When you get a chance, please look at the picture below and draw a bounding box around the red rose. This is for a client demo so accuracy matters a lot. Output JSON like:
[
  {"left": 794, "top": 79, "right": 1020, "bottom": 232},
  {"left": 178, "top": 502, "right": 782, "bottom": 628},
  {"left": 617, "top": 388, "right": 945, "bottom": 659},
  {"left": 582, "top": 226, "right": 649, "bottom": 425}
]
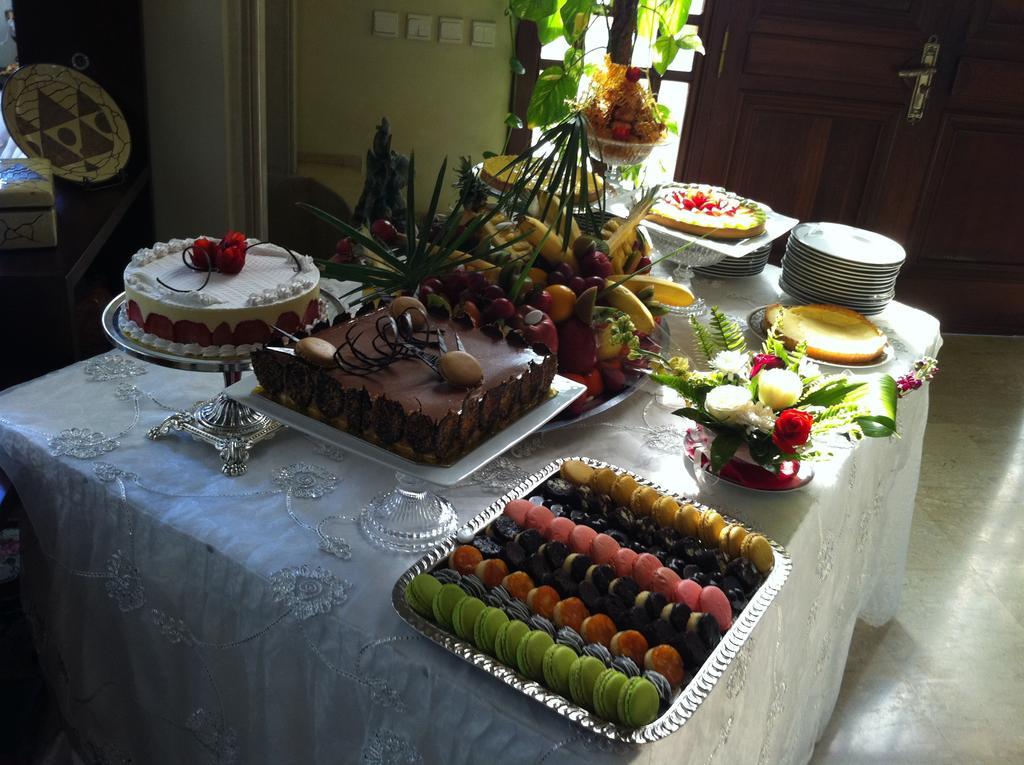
[
  {"left": 750, "top": 353, "right": 784, "bottom": 377},
  {"left": 772, "top": 409, "right": 814, "bottom": 453},
  {"left": 191, "top": 237, "right": 217, "bottom": 270}
]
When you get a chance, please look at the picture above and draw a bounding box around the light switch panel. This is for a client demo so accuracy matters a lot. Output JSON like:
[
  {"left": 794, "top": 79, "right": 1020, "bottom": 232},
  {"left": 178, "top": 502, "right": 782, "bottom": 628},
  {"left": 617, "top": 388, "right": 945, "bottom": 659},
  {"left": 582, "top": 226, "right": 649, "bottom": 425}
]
[
  {"left": 407, "top": 13, "right": 432, "bottom": 41},
  {"left": 471, "top": 20, "right": 496, "bottom": 48},
  {"left": 439, "top": 16, "right": 463, "bottom": 44},
  {"left": 372, "top": 10, "right": 398, "bottom": 37}
]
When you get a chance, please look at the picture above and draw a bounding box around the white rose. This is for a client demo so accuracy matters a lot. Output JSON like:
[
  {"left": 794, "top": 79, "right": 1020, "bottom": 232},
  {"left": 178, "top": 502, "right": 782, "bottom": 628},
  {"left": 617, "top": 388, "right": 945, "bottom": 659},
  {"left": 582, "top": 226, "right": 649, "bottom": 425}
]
[
  {"left": 705, "top": 385, "right": 753, "bottom": 423},
  {"left": 757, "top": 368, "right": 803, "bottom": 410},
  {"left": 709, "top": 350, "right": 749, "bottom": 379}
]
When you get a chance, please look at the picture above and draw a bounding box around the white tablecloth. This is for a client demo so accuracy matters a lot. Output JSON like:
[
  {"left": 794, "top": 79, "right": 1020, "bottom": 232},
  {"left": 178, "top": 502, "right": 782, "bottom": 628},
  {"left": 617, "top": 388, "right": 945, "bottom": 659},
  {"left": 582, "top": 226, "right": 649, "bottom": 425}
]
[{"left": 0, "top": 267, "right": 941, "bottom": 765}]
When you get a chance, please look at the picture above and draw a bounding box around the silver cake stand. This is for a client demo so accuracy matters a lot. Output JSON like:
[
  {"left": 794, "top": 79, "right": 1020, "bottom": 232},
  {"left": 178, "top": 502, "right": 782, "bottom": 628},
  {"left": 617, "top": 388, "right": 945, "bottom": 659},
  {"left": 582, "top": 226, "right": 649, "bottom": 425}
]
[{"left": 101, "top": 292, "right": 297, "bottom": 477}]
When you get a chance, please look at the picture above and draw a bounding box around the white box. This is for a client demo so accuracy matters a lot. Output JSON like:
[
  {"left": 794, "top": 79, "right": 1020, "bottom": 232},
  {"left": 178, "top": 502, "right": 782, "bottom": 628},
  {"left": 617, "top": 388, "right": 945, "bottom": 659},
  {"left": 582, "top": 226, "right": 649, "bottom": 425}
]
[{"left": 0, "top": 158, "right": 57, "bottom": 250}]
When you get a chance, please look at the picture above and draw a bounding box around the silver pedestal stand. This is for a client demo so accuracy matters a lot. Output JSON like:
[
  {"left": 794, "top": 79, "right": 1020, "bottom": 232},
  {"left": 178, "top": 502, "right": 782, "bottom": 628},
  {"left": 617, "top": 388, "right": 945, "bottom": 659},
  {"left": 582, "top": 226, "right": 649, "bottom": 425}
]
[{"left": 101, "top": 293, "right": 283, "bottom": 477}]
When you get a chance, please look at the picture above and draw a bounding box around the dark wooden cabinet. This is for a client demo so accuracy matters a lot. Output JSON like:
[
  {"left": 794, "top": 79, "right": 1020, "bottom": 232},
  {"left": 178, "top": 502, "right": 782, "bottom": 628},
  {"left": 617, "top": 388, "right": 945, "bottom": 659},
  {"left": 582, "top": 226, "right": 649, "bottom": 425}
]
[
  {"left": 684, "top": 0, "right": 1024, "bottom": 333},
  {"left": 1, "top": 1, "right": 154, "bottom": 388}
]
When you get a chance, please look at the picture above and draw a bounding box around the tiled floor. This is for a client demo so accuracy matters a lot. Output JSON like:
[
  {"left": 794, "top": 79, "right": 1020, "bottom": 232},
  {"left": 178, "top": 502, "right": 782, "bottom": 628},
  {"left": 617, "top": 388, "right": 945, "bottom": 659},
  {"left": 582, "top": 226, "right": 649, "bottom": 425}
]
[{"left": 810, "top": 334, "right": 1024, "bottom": 765}]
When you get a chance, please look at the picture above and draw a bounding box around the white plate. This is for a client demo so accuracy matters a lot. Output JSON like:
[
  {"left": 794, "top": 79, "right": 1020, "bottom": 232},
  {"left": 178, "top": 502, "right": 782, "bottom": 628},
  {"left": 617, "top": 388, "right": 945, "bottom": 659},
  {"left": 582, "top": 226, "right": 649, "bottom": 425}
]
[
  {"left": 778, "top": 278, "right": 890, "bottom": 315},
  {"left": 791, "top": 222, "right": 906, "bottom": 266},
  {"left": 782, "top": 260, "right": 900, "bottom": 289},
  {"left": 746, "top": 305, "right": 895, "bottom": 369},
  {"left": 780, "top": 267, "right": 895, "bottom": 301},
  {"left": 783, "top": 247, "right": 903, "bottom": 280},
  {"left": 782, "top": 240, "right": 905, "bottom": 274},
  {"left": 225, "top": 374, "right": 587, "bottom": 486}
]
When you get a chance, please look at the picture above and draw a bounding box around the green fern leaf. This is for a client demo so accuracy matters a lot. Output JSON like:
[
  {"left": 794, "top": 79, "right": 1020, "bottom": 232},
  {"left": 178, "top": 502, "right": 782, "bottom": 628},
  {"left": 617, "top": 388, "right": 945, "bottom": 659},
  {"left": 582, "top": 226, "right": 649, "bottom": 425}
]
[
  {"left": 708, "top": 306, "right": 747, "bottom": 354},
  {"left": 787, "top": 340, "right": 808, "bottom": 371},
  {"left": 689, "top": 316, "right": 719, "bottom": 362}
]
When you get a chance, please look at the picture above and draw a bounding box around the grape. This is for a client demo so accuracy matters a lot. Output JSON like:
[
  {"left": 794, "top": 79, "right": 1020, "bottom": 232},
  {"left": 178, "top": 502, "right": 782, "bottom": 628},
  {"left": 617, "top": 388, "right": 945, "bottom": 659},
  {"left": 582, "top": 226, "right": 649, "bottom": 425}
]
[
  {"left": 422, "top": 277, "right": 444, "bottom": 293},
  {"left": 583, "top": 276, "right": 606, "bottom": 292},
  {"left": 487, "top": 297, "right": 516, "bottom": 321},
  {"left": 370, "top": 219, "right": 398, "bottom": 244},
  {"left": 568, "top": 276, "right": 587, "bottom": 296},
  {"left": 547, "top": 271, "right": 568, "bottom": 286},
  {"left": 482, "top": 284, "right": 506, "bottom": 301}
]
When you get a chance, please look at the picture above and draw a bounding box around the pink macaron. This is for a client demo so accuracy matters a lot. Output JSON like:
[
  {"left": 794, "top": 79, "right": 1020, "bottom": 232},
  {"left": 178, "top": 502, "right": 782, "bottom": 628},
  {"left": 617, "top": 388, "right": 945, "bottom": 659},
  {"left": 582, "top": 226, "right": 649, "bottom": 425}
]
[
  {"left": 525, "top": 504, "right": 555, "bottom": 533},
  {"left": 569, "top": 524, "right": 598, "bottom": 555},
  {"left": 589, "top": 533, "right": 621, "bottom": 565},
  {"left": 673, "top": 578, "right": 702, "bottom": 611},
  {"left": 546, "top": 516, "right": 576, "bottom": 545},
  {"left": 651, "top": 566, "right": 682, "bottom": 598},
  {"left": 612, "top": 547, "right": 639, "bottom": 578},
  {"left": 632, "top": 552, "right": 662, "bottom": 590},
  {"left": 699, "top": 585, "right": 733, "bottom": 631},
  {"left": 504, "top": 498, "right": 533, "bottom": 526}
]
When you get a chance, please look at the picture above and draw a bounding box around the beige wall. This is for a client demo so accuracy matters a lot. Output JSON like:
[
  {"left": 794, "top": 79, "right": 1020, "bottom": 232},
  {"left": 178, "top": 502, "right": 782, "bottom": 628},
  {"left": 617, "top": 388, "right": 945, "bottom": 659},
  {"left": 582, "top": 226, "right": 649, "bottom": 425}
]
[{"left": 295, "top": 0, "right": 512, "bottom": 211}]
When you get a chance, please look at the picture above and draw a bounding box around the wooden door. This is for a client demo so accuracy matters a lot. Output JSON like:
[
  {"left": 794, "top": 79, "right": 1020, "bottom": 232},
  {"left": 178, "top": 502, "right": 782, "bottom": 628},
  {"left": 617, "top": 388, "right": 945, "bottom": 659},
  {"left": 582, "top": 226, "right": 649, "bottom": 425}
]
[{"left": 683, "top": 0, "right": 1024, "bottom": 333}]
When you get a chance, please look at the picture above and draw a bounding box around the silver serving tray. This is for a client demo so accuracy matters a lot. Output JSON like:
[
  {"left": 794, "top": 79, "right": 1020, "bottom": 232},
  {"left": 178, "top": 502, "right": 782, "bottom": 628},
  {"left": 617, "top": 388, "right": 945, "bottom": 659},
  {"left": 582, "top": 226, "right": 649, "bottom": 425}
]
[
  {"left": 391, "top": 456, "right": 792, "bottom": 743},
  {"left": 225, "top": 375, "right": 586, "bottom": 486}
]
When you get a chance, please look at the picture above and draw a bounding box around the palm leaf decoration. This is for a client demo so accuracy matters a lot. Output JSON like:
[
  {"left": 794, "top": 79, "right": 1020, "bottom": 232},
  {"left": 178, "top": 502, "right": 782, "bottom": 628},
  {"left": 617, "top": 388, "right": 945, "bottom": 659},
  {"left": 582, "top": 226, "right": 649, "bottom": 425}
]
[{"left": 302, "top": 154, "right": 528, "bottom": 305}]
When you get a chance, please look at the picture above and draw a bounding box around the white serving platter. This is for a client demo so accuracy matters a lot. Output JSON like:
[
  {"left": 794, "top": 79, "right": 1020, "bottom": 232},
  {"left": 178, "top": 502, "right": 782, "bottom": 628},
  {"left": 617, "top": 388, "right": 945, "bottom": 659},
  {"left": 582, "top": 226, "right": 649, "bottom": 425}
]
[{"left": 225, "top": 373, "right": 586, "bottom": 486}]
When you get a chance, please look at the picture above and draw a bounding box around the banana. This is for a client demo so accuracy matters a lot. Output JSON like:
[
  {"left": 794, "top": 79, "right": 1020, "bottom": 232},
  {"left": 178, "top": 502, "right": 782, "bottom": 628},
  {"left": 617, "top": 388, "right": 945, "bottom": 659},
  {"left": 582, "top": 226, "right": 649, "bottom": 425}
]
[
  {"left": 533, "top": 192, "right": 582, "bottom": 246},
  {"left": 518, "top": 215, "right": 580, "bottom": 272},
  {"left": 603, "top": 279, "right": 656, "bottom": 334},
  {"left": 619, "top": 274, "right": 695, "bottom": 307}
]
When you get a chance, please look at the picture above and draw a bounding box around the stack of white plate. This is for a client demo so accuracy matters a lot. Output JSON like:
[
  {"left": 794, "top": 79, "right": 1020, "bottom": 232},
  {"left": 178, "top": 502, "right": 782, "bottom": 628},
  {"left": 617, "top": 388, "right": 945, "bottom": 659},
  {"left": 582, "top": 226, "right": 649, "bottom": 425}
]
[
  {"left": 693, "top": 243, "right": 771, "bottom": 278},
  {"left": 780, "top": 222, "right": 906, "bottom": 315}
]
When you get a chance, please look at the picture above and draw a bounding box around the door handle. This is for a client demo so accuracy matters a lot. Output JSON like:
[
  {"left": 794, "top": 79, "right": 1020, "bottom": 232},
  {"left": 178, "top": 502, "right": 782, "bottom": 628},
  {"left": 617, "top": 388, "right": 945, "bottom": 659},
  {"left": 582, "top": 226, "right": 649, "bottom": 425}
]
[
  {"left": 898, "top": 66, "right": 937, "bottom": 79},
  {"left": 900, "top": 36, "right": 940, "bottom": 124}
]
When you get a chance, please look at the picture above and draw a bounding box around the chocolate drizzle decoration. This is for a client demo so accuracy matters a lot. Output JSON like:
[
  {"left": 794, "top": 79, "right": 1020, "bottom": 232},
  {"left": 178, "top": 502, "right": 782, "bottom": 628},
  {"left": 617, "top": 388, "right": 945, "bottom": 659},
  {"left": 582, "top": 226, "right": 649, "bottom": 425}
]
[{"left": 330, "top": 300, "right": 483, "bottom": 388}]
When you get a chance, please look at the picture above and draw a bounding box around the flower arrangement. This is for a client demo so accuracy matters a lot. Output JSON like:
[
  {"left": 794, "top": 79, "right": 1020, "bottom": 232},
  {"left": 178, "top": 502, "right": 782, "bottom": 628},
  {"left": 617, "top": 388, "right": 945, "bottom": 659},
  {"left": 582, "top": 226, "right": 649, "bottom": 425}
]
[{"left": 648, "top": 307, "right": 902, "bottom": 480}]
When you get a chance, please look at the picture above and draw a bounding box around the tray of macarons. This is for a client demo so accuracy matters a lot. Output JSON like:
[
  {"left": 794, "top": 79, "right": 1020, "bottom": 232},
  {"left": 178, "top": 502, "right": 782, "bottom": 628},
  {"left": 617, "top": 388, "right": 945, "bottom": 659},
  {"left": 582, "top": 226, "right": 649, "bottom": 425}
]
[{"left": 393, "top": 457, "right": 791, "bottom": 743}]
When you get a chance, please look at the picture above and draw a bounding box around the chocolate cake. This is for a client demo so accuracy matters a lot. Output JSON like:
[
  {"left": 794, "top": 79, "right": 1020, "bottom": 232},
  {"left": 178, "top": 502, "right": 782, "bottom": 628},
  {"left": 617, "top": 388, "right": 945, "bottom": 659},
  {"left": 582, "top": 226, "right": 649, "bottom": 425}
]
[{"left": 250, "top": 308, "right": 557, "bottom": 464}]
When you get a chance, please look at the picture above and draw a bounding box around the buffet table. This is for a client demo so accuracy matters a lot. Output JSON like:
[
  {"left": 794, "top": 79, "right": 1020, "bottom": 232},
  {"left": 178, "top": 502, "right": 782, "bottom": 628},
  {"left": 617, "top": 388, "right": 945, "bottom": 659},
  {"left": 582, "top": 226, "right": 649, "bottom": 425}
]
[{"left": 0, "top": 266, "right": 941, "bottom": 765}]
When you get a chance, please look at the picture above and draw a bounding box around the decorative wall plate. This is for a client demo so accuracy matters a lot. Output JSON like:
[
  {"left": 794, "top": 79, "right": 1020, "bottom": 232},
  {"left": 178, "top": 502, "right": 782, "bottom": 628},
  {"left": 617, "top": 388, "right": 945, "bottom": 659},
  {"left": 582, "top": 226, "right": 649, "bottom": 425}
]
[{"left": 2, "top": 64, "right": 131, "bottom": 184}]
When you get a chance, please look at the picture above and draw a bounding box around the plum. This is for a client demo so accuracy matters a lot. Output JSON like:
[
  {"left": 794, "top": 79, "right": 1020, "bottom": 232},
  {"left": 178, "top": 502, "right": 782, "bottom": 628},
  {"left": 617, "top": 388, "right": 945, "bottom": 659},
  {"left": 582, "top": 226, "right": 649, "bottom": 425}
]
[{"left": 580, "top": 250, "right": 613, "bottom": 279}]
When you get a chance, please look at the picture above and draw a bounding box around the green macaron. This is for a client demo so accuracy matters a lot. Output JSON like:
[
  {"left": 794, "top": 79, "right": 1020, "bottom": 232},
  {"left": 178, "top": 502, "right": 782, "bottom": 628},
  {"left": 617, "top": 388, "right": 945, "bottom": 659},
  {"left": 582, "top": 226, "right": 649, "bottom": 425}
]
[
  {"left": 593, "top": 668, "right": 628, "bottom": 724},
  {"left": 568, "top": 655, "right": 606, "bottom": 709},
  {"left": 431, "top": 583, "right": 466, "bottom": 630},
  {"left": 451, "top": 596, "right": 487, "bottom": 641},
  {"left": 473, "top": 606, "right": 509, "bottom": 655},
  {"left": 617, "top": 676, "right": 660, "bottom": 728},
  {"left": 494, "top": 619, "right": 530, "bottom": 667},
  {"left": 516, "top": 629, "right": 554, "bottom": 681},
  {"left": 405, "top": 573, "right": 441, "bottom": 618},
  {"left": 541, "top": 644, "right": 577, "bottom": 697}
]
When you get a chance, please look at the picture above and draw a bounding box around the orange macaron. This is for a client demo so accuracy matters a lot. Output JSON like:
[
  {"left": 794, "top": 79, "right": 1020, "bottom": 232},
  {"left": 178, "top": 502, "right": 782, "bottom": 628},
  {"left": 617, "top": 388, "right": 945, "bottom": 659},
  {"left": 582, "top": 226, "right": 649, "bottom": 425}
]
[
  {"left": 580, "top": 613, "right": 617, "bottom": 648},
  {"left": 449, "top": 545, "right": 483, "bottom": 575},
  {"left": 644, "top": 644, "right": 685, "bottom": 688},
  {"left": 474, "top": 558, "right": 509, "bottom": 588},
  {"left": 610, "top": 629, "right": 649, "bottom": 667},
  {"left": 552, "top": 596, "right": 590, "bottom": 632},
  {"left": 502, "top": 571, "right": 535, "bottom": 602},
  {"left": 526, "top": 585, "right": 560, "bottom": 619}
]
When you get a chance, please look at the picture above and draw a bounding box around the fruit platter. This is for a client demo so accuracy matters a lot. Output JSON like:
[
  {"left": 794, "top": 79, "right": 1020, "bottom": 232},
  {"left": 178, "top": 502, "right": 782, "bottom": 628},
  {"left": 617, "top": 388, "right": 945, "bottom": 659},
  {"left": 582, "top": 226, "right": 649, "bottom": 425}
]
[
  {"left": 312, "top": 133, "right": 698, "bottom": 427},
  {"left": 394, "top": 457, "right": 791, "bottom": 743}
]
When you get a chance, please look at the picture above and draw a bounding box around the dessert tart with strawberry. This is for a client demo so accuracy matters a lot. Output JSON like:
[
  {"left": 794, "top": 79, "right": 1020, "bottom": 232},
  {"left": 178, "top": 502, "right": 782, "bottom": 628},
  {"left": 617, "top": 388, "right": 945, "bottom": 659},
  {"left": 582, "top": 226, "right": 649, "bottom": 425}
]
[
  {"left": 122, "top": 233, "right": 321, "bottom": 357},
  {"left": 583, "top": 57, "right": 667, "bottom": 164},
  {"left": 647, "top": 184, "right": 767, "bottom": 240}
]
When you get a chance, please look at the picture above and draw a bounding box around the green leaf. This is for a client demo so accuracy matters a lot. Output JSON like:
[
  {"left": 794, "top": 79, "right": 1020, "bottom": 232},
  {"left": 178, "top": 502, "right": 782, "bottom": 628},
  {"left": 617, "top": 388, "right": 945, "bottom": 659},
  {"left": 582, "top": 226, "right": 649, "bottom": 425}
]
[
  {"left": 798, "top": 378, "right": 867, "bottom": 408},
  {"left": 653, "top": 35, "right": 681, "bottom": 76},
  {"left": 689, "top": 314, "right": 719, "bottom": 362},
  {"left": 526, "top": 65, "right": 579, "bottom": 128},
  {"left": 637, "top": 4, "right": 658, "bottom": 39},
  {"left": 709, "top": 430, "right": 743, "bottom": 473},
  {"left": 510, "top": 0, "right": 558, "bottom": 22},
  {"left": 560, "top": 0, "right": 591, "bottom": 42},
  {"left": 482, "top": 150, "right": 497, "bottom": 159},
  {"left": 504, "top": 112, "right": 524, "bottom": 129},
  {"left": 537, "top": 8, "right": 565, "bottom": 44},
  {"left": 510, "top": 57, "right": 526, "bottom": 75},
  {"left": 655, "top": 103, "right": 678, "bottom": 135},
  {"left": 846, "top": 374, "right": 898, "bottom": 438},
  {"left": 678, "top": 26, "right": 705, "bottom": 54},
  {"left": 708, "top": 306, "right": 747, "bottom": 354},
  {"left": 663, "top": 0, "right": 694, "bottom": 36},
  {"left": 673, "top": 406, "right": 715, "bottom": 426}
]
